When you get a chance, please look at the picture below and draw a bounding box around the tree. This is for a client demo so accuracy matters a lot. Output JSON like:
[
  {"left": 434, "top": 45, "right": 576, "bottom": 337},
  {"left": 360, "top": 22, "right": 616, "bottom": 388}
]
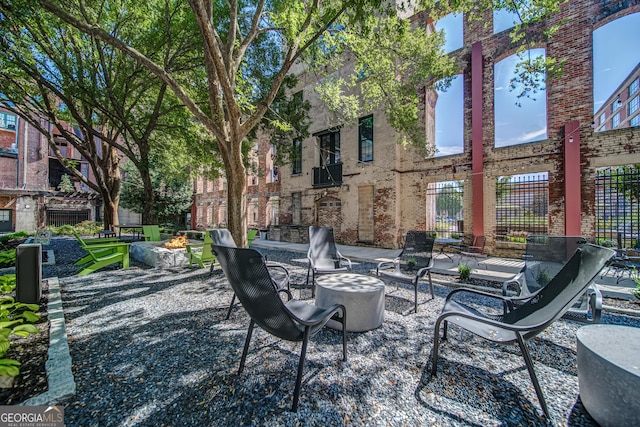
[
  {"left": 435, "top": 183, "right": 462, "bottom": 217},
  {"left": 119, "top": 157, "right": 193, "bottom": 226},
  {"left": 0, "top": 0, "right": 211, "bottom": 228},
  {"left": 37, "top": 0, "right": 565, "bottom": 246}
]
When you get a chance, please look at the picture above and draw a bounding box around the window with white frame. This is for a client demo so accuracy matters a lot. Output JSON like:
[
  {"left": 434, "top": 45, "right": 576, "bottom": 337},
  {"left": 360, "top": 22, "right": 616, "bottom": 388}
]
[
  {"left": 0, "top": 112, "right": 17, "bottom": 130},
  {"left": 630, "top": 78, "right": 639, "bottom": 97},
  {"left": 612, "top": 111, "right": 621, "bottom": 128},
  {"left": 599, "top": 112, "right": 606, "bottom": 126},
  {"left": 629, "top": 95, "right": 639, "bottom": 116},
  {"left": 632, "top": 114, "right": 640, "bottom": 127}
]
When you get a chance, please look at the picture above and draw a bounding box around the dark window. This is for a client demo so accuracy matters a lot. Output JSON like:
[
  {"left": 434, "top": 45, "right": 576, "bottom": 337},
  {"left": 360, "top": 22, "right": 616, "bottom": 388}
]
[
  {"left": 318, "top": 129, "right": 340, "bottom": 166},
  {"left": 292, "top": 139, "right": 302, "bottom": 175},
  {"left": 358, "top": 115, "right": 373, "bottom": 162}
]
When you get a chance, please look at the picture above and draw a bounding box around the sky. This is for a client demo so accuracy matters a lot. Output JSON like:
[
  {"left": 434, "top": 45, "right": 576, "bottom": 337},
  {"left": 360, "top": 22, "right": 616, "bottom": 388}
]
[{"left": 433, "top": 10, "right": 640, "bottom": 156}]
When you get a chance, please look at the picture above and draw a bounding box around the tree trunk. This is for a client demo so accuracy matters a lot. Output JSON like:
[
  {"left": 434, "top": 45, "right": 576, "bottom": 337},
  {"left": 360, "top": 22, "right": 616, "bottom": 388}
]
[
  {"left": 225, "top": 149, "right": 248, "bottom": 248},
  {"left": 102, "top": 198, "right": 119, "bottom": 230},
  {"left": 140, "top": 168, "right": 157, "bottom": 225}
]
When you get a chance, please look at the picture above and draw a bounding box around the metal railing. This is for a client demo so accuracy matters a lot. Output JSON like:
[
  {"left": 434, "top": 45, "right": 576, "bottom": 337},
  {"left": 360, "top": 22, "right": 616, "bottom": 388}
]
[
  {"left": 312, "top": 163, "right": 342, "bottom": 188},
  {"left": 495, "top": 173, "right": 549, "bottom": 240},
  {"left": 596, "top": 166, "right": 640, "bottom": 248},
  {"left": 426, "top": 181, "right": 464, "bottom": 239},
  {"left": 46, "top": 210, "right": 91, "bottom": 227}
]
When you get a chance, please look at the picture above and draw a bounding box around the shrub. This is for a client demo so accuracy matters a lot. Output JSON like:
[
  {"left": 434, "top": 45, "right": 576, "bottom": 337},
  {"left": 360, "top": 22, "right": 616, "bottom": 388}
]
[
  {"left": 632, "top": 268, "right": 640, "bottom": 300},
  {"left": 458, "top": 264, "right": 471, "bottom": 281},
  {"left": 451, "top": 233, "right": 460, "bottom": 239},
  {"left": 74, "top": 221, "right": 103, "bottom": 235},
  {"left": 536, "top": 268, "right": 552, "bottom": 287}
]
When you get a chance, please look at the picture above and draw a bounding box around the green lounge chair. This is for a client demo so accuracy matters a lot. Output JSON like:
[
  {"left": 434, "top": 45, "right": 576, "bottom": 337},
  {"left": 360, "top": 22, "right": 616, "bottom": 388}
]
[
  {"left": 186, "top": 230, "right": 216, "bottom": 270},
  {"left": 73, "top": 230, "right": 123, "bottom": 265},
  {"left": 76, "top": 240, "right": 130, "bottom": 276},
  {"left": 142, "top": 225, "right": 162, "bottom": 242},
  {"left": 247, "top": 229, "right": 258, "bottom": 247}
]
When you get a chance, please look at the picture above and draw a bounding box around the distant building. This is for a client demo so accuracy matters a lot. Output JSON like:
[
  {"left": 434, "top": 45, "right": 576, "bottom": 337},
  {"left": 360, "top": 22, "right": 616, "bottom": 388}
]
[
  {"left": 0, "top": 108, "right": 99, "bottom": 232},
  {"left": 594, "top": 62, "right": 640, "bottom": 132}
]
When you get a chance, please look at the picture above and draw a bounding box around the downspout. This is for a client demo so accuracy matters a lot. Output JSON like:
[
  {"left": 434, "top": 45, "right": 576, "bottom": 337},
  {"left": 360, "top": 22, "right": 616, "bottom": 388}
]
[
  {"left": 22, "top": 117, "right": 28, "bottom": 189},
  {"left": 14, "top": 116, "right": 20, "bottom": 188}
]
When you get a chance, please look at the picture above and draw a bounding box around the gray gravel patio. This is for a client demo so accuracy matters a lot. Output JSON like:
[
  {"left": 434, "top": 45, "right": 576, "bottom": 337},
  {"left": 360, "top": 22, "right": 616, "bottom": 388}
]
[{"left": 49, "top": 238, "right": 640, "bottom": 426}]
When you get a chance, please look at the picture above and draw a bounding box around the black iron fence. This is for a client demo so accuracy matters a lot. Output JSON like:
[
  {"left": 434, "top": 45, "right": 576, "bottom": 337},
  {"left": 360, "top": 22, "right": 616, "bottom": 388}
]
[
  {"left": 495, "top": 173, "right": 549, "bottom": 240},
  {"left": 47, "top": 209, "right": 91, "bottom": 227},
  {"left": 427, "top": 181, "right": 464, "bottom": 238},
  {"left": 596, "top": 166, "right": 640, "bottom": 248}
]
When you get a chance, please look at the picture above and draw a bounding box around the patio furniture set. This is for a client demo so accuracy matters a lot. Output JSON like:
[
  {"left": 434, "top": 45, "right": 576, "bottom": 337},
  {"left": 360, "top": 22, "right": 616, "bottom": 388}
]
[{"left": 73, "top": 224, "right": 636, "bottom": 421}]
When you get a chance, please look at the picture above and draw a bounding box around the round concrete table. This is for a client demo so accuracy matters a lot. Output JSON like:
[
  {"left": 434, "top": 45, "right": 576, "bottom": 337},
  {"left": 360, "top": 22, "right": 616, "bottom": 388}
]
[
  {"left": 577, "top": 324, "right": 640, "bottom": 427},
  {"left": 315, "top": 273, "right": 385, "bottom": 332}
]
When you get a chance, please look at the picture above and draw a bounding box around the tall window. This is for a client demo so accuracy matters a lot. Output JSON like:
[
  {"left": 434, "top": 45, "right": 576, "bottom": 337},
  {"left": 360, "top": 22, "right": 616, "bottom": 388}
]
[
  {"left": 358, "top": 115, "right": 373, "bottom": 162},
  {"left": 494, "top": 49, "right": 548, "bottom": 147},
  {"left": 435, "top": 13, "right": 463, "bottom": 53},
  {"left": 318, "top": 130, "right": 340, "bottom": 165},
  {"left": 435, "top": 74, "right": 464, "bottom": 156},
  {"left": 593, "top": 12, "right": 640, "bottom": 130},
  {"left": 292, "top": 140, "right": 302, "bottom": 174},
  {"left": 629, "top": 95, "right": 639, "bottom": 116}
]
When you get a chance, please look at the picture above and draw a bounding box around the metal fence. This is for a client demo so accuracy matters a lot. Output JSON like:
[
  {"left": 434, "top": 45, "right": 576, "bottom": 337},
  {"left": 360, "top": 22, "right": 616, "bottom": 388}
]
[
  {"left": 426, "top": 181, "right": 464, "bottom": 238},
  {"left": 595, "top": 166, "right": 640, "bottom": 248},
  {"left": 46, "top": 209, "right": 91, "bottom": 227},
  {"left": 495, "top": 173, "right": 549, "bottom": 240}
]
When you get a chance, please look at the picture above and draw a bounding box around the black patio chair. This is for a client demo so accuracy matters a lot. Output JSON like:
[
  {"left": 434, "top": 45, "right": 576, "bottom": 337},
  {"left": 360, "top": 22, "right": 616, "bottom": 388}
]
[
  {"left": 431, "top": 244, "right": 614, "bottom": 417},
  {"left": 212, "top": 245, "right": 347, "bottom": 412},
  {"left": 210, "top": 228, "right": 290, "bottom": 319},
  {"left": 306, "top": 226, "right": 352, "bottom": 297},
  {"left": 502, "top": 235, "right": 603, "bottom": 323},
  {"left": 376, "top": 231, "right": 435, "bottom": 313}
]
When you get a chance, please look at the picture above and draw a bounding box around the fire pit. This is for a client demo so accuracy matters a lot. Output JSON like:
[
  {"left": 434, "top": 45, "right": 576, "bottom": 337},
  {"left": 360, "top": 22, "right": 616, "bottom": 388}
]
[
  {"left": 165, "top": 235, "right": 189, "bottom": 249},
  {"left": 130, "top": 238, "right": 192, "bottom": 268}
]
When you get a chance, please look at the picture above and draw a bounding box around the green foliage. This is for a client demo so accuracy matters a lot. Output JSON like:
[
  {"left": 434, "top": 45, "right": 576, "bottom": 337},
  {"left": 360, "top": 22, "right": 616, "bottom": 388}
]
[
  {"left": 0, "top": 296, "right": 40, "bottom": 377},
  {"left": 632, "top": 268, "right": 640, "bottom": 300},
  {"left": 0, "top": 251, "right": 16, "bottom": 269},
  {"left": 120, "top": 160, "right": 193, "bottom": 224},
  {"left": 0, "top": 232, "right": 29, "bottom": 245},
  {"left": 428, "top": 231, "right": 437, "bottom": 239},
  {"left": 0, "top": 275, "right": 16, "bottom": 294},
  {"left": 596, "top": 238, "right": 616, "bottom": 248},
  {"left": 451, "top": 233, "right": 460, "bottom": 239},
  {"left": 57, "top": 174, "right": 75, "bottom": 192},
  {"left": 536, "top": 268, "right": 552, "bottom": 287},
  {"left": 74, "top": 221, "right": 103, "bottom": 235},
  {"left": 458, "top": 264, "right": 472, "bottom": 281},
  {"left": 436, "top": 183, "right": 463, "bottom": 217}
]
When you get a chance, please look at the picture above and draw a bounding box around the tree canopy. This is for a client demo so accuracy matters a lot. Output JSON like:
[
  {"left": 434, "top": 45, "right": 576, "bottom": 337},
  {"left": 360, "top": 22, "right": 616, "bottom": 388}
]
[{"left": 28, "top": 0, "right": 564, "bottom": 245}]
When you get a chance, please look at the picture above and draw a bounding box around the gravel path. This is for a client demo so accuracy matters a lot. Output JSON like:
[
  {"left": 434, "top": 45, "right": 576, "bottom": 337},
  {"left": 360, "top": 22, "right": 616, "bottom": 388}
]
[{"left": 45, "top": 238, "right": 640, "bottom": 426}]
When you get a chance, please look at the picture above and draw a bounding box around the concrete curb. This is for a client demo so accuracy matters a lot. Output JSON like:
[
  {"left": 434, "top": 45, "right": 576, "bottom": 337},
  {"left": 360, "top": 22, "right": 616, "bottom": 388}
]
[{"left": 18, "top": 277, "right": 75, "bottom": 406}]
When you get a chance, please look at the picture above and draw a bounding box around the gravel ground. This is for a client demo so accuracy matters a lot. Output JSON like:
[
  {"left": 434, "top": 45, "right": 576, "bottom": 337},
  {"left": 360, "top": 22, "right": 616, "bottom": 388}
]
[{"left": 43, "top": 238, "right": 640, "bottom": 426}]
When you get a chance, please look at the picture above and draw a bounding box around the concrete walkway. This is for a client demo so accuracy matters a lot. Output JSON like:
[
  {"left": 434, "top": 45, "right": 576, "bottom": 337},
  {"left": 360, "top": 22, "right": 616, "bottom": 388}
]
[{"left": 251, "top": 238, "right": 638, "bottom": 300}]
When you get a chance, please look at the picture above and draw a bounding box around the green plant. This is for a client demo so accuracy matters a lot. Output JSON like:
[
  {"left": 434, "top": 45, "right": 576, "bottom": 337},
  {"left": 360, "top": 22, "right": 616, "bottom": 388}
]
[
  {"left": 458, "top": 264, "right": 471, "bottom": 281},
  {"left": 0, "top": 250, "right": 16, "bottom": 268},
  {"left": 632, "top": 268, "right": 640, "bottom": 300},
  {"left": 0, "top": 275, "right": 16, "bottom": 294},
  {"left": 405, "top": 257, "right": 417, "bottom": 269},
  {"left": 451, "top": 233, "right": 460, "bottom": 239},
  {"left": 74, "top": 220, "right": 103, "bottom": 235},
  {"left": 0, "top": 296, "right": 40, "bottom": 377},
  {"left": 596, "top": 238, "right": 616, "bottom": 248},
  {"left": 54, "top": 225, "right": 76, "bottom": 236},
  {"left": 428, "top": 231, "right": 437, "bottom": 239},
  {"left": 536, "top": 267, "right": 552, "bottom": 287}
]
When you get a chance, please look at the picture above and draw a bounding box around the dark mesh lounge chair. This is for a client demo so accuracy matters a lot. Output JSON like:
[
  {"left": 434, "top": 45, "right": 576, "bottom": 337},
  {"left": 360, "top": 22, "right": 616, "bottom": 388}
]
[
  {"left": 431, "top": 244, "right": 614, "bottom": 417},
  {"left": 306, "top": 226, "right": 352, "bottom": 296},
  {"left": 210, "top": 228, "right": 290, "bottom": 319},
  {"left": 212, "top": 245, "right": 347, "bottom": 412},
  {"left": 502, "top": 235, "right": 602, "bottom": 323},
  {"left": 455, "top": 235, "right": 487, "bottom": 268},
  {"left": 376, "top": 231, "right": 435, "bottom": 313}
]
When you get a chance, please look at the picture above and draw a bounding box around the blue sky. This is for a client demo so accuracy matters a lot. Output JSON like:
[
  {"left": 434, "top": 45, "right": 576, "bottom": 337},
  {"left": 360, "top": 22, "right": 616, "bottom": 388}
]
[{"left": 433, "top": 10, "right": 640, "bottom": 156}]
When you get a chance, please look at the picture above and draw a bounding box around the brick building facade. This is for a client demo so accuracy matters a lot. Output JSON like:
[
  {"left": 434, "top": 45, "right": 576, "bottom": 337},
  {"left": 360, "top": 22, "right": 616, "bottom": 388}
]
[
  {"left": 191, "top": 1, "right": 640, "bottom": 253},
  {"left": 0, "top": 108, "right": 100, "bottom": 232}
]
